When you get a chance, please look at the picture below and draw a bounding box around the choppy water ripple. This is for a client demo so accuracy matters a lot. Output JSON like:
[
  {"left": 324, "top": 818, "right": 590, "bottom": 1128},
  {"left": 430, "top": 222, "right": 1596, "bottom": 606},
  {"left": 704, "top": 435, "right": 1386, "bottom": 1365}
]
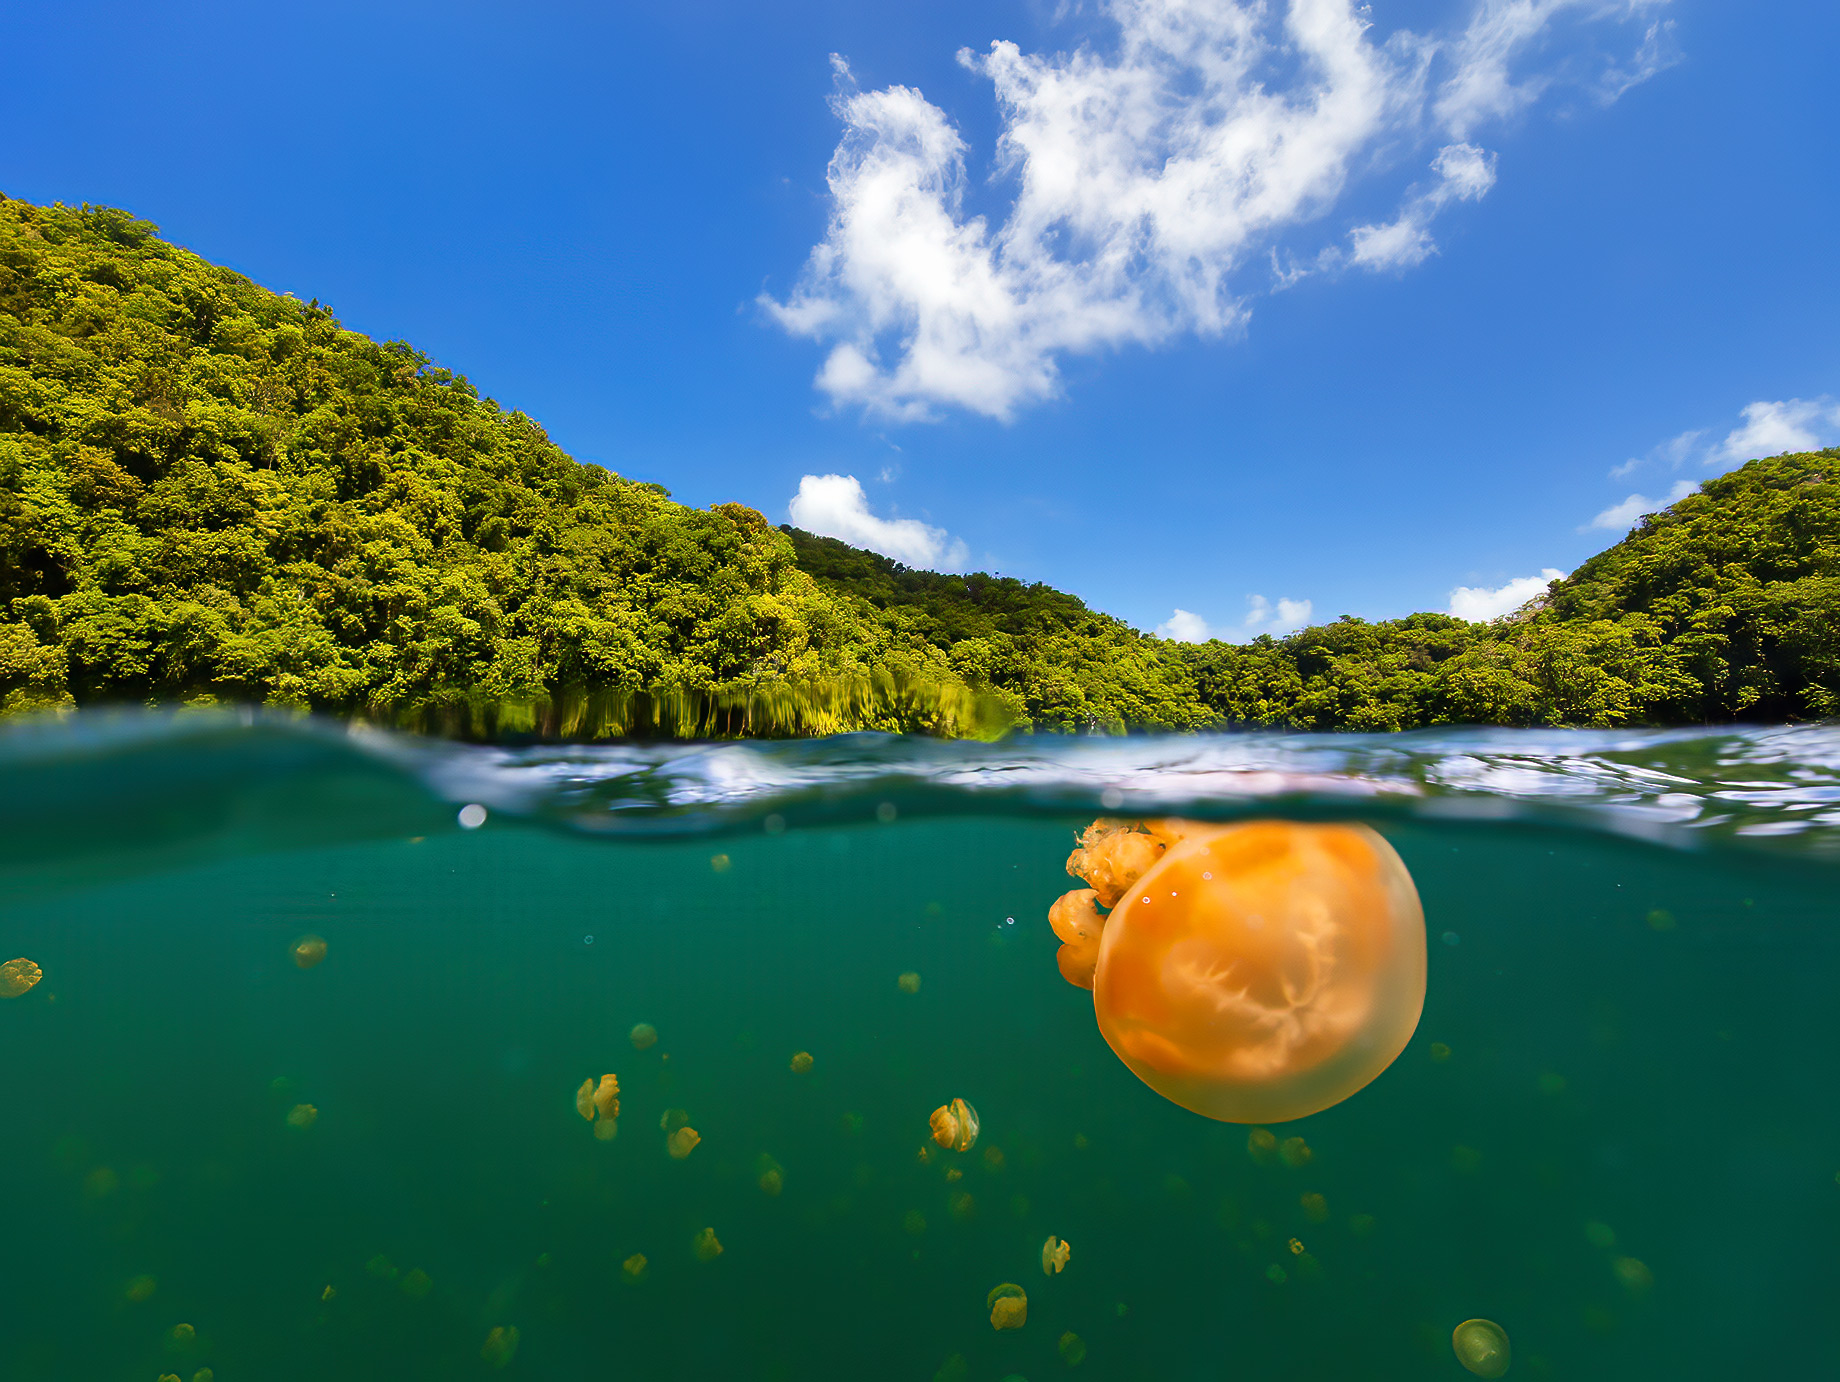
[{"left": 4, "top": 712, "right": 1839, "bottom": 856}]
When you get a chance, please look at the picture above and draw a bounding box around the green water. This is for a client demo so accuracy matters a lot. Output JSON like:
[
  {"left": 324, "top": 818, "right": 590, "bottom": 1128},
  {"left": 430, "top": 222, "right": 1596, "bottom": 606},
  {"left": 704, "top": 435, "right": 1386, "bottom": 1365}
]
[{"left": 3, "top": 720, "right": 1839, "bottom": 1380}]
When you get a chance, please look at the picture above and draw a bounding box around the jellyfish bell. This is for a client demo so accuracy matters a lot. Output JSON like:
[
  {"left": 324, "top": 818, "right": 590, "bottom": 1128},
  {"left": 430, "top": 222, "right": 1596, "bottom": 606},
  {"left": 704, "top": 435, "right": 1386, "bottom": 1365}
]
[
  {"left": 987, "top": 1282, "right": 1027, "bottom": 1330},
  {"left": 929, "top": 1099, "right": 979, "bottom": 1152},
  {"left": 1041, "top": 1236, "right": 1071, "bottom": 1274},
  {"left": 1, "top": 957, "right": 44, "bottom": 997},
  {"left": 667, "top": 1126, "right": 701, "bottom": 1159},
  {"left": 1452, "top": 1319, "right": 1511, "bottom": 1377},
  {"left": 1053, "top": 819, "right": 1426, "bottom": 1124}
]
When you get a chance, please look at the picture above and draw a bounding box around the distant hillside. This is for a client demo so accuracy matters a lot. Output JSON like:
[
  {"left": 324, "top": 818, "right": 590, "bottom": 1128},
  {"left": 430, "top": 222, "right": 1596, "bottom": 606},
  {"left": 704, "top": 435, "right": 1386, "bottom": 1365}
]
[{"left": 1, "top": 193, "right": 1834, "bottom": 735}]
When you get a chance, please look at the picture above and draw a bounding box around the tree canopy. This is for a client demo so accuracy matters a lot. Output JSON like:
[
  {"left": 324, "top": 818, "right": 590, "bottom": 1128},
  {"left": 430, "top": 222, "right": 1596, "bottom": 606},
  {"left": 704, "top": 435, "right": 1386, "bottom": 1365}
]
[{"left": 2, "top": 193, "right": 1835, "bottom": 736}]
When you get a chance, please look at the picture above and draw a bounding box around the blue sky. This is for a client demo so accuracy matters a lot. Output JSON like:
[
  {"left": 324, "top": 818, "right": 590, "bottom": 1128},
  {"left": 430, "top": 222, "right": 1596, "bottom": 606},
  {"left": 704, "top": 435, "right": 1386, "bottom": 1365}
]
[{"left": 6, "top": 1, "right": 1837, "bottom": 636}]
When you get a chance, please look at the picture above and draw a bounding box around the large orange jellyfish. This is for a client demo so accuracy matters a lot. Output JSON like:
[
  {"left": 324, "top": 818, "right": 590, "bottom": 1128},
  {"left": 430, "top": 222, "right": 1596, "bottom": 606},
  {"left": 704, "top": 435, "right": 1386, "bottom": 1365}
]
[{"left": 1047, "top": 819, "right": 1425, "bottom": 1123}]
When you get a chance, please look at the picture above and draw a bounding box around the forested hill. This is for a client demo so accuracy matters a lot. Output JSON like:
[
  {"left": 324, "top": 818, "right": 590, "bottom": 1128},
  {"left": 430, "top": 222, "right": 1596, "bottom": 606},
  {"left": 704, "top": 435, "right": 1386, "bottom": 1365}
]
[{"left": 1, "top": 193, "right": 1835, "bottom": 735}]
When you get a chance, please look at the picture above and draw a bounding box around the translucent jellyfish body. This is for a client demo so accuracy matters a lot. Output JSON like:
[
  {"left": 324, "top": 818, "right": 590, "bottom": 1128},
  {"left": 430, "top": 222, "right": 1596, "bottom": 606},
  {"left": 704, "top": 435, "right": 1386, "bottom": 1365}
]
[
  {"left": 481, "top": 1325, "right": 520, "bottom": 1368},
  {"left": 693, "top": 1227, "right": 723, "bottom": 1262},
  {"left": 289, "top": 936, "right": 327, "bottom": 970},
  {"left": 1049, "top": 820, "right": 1426, "bottom": 1124},
  {"left": 577, "top": 1074, "right": 620, "bottom": 1138},
  {"left": 1041, "top": 1236, "right": 1071, "bottom": 1274},
  {"left": 987, "top": 1283, "right": 1027, "bottom": 1330},
  {"left": 0, "top": 957, "right": 43, "bottom": 997},
  {"left": 1452, "top": 1319, "right": 1511, "bottom": 1377},
  {"left": 929, "top": 1099, "right": 979, "bottom": 1152}
]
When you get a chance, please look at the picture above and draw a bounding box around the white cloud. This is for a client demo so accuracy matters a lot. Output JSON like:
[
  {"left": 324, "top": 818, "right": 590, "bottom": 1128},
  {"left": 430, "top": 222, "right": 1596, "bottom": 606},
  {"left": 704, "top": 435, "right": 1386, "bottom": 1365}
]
[
  {"left": 1348, "top": 142, "right": 1497, "bottom": 271},
  {"left": 767, "top": 0, "right": 1672, "bottom": 420},
  {"left": 787, "top": 473, "right": 968, "bottom": 569},
  {"left": 1448, "top": 568, "right": 1565, "bottom": 622},
  {"left": 1712, "top": 397, "right": 1840, "bottom": 465},
  {"left": 1606, "top": 396, "right": 1839, "bottom": 494},
  {"left": 1157, "top": 593, "right": 1314, "bottom": 643},
  {"left": 1585, "top": 478, "right": 1696, "bottom": 531}
]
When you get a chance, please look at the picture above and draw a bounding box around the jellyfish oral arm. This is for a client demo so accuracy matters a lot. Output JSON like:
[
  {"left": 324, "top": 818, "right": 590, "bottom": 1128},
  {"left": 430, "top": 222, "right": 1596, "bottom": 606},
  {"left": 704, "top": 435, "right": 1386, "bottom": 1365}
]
[{"left": 1048, "top": 889, "right": 1107, "bottom": 989}]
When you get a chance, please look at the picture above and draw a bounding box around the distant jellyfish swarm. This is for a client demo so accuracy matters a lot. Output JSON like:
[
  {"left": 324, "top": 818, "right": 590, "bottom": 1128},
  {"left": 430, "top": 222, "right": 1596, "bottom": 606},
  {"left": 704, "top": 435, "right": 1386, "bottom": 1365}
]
[
  {"left": 1047, "top": 819, "right": 1426, "bottom": 1124},
  {"left": 929, "top": 1099, "right": 979, "bottom": 1152}
]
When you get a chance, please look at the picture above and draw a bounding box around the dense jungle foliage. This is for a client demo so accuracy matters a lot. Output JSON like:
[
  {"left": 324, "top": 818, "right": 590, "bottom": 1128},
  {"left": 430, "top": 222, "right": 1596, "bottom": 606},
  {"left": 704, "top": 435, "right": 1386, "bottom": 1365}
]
[{"left": 2, "top": 194, "right": 1836, "bottom": 736}]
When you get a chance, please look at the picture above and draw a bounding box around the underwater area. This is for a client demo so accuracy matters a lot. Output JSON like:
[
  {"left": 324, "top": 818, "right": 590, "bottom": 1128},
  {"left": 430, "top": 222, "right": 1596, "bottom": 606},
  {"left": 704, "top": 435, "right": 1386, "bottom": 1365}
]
[{"left": 3, "top": 715, "right": 1838, "bottom": 1381}]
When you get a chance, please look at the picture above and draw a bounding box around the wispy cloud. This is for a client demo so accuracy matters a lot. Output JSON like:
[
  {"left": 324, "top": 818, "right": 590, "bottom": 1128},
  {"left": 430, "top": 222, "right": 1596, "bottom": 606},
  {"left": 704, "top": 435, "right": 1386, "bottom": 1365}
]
[
  {"left": 1601, "top": 394, "right": 1839, "bottom": 517},
  {"left": 766, "top": 0, "right": 1673, "bottom": 420},
  {"left": 1157, "top": 594, "right": 1314, "bottom": 643},
  {"left": 787, "top": 473, "right": 968, "bottom": 569},
  {"left": 1448, "top": 568, "right": 1565, "bottom": 621},
  {"left": 1585, "top": 478, "right": 1696, "bottom": 532},
  {"left": 1712, "top": 397, "right": 1840, "bottom": 465}
]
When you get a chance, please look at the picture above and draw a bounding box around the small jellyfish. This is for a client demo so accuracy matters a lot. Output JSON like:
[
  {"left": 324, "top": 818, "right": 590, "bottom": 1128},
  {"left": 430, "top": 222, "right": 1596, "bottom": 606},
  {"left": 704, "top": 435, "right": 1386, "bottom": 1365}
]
[
  {"left": 169, "top": 1323, "right": 196, "bottom": 1346},
  {"left": 1264, "top": 1264, "right": 1288, "bottom": 1285},
  {"left": 903, "top": 1209, "right": 926, "bottom": 1235},
  {"left": 1300, "top": 1192, "right": 1329, "bottom": 1222},
  {"left": 1048, "top": 820, "right": 1426, "bottom": 1123},
  {"left": 948, "top": 1190, "right": 975, "bottom": 1221},
  {"left": 1612, "top": 1256, "right": 1653, "bottom": 1293},
  {"left": 401, "top": 1268, "right": 433, "bottom": 1299},
  {"left": 126, "top": 1274, "right": 158, "bottom": 1302},
  {"left": 711, "top": 853, "right": 732, "bottom": 872},
  {"left": 1059, "top": 1331, "right": 1088, "bottom": 1366},
  {"left": 1278, "top": 1137, "right": 1312, "bottom": 1168},
  {"left": 982, "top": 1146, "right": 1005, "bottom": 1172},
  {"left": 1041, "top": 1236, "right": 1071, "bottom": 1274},
  {"left": 593, "top": 1074, "right": 620, "bottom": 1121},
  {"left": 289, "top": 936, "right": 327, "bottom": 970},
  {"left": 693, "top": 1227, "right": 723, "bottom": 1261},
  {"left": 159, "top": 1375, "right": 181, "bottom": 1382},
  {"left": 987, "top": 1282, "right": 1028, "bottom": 1330},
  {"left": 1430, "top": 1042, "right": 1452, "bottom": 1062},
  {"left": 576, "top": 1079, "right": 596, "bottom": 1121},
  {"left": 1, "top": 957, "right": 44, "bottom": 997},
  {"left": 898, "top": 971, "right": 922, "bottom": 993},
  {"left": 1452, "top": 1319, "right": 1510, "bottom": 1376},
  {"left": 1288, "top": 1237, "right": 1305, "bottom": 1255},
  {"left": 366, "top": 1255, "right": 398, "bottom": 1281},
  {"left": 193, "top": 1371, "right": 214, "bottom": 1382},
  {"left": 630, "top": 1023, "right": 659, "bottom": 1050},
  {"left": 481, "top": 1325, "right": 520, "bottom": 1368},
  {"left": 286, "top": 1104, "right": 318, "bottom": 1130},
  {"left": 622, "top": 1253, "right": 649, "bottom": 1284},
  {"left": 667, "top": 1126, "right": 702, "bottom": 1159},
  {"left": 1246, "top": 1128, "right": 1277, "bottom": 1165},
  {"left": 757, "top": 1155, "right": 785, "bottom": 1196},
  {"left": 1350, "top": 1213, "right": 1376, "bottom": 1236},
  {"left": 321, "top": 1285, "right": 336, "bottom": 1301},
  {"left": 790, "top": 1051, "right": 814, "bottom": 1074},
  {"left": 929, "top": 1098, "right": 979, "bottom": 1152},
  {"left": 944, "top": 1167, "right": 963, "bottom": 1183}
]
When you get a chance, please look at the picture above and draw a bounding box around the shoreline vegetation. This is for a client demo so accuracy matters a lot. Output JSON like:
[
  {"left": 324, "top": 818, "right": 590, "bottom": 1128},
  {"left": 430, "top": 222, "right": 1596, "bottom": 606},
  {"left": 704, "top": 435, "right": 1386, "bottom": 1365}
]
[{"left": 3, "top": 195, "right": 1837, "bottom": 738}]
